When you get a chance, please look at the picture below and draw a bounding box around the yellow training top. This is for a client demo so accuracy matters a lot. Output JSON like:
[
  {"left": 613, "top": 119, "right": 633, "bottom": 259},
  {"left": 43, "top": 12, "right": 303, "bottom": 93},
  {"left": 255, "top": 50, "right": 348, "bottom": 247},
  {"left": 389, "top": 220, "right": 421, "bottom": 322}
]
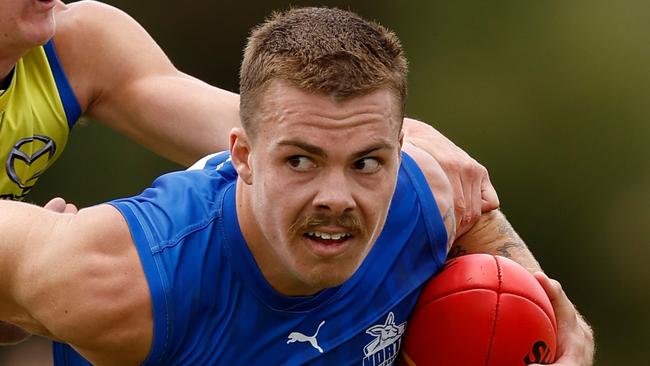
[{"left": 0, "top": 40, "right": 81, "bottom": 200}]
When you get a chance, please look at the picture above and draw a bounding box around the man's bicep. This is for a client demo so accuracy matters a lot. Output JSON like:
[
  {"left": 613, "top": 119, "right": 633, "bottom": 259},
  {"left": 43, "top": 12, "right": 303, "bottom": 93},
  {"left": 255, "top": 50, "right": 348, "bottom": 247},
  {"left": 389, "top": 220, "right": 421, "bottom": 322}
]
[
  {"left": 65, "top": 2, "right": 240, "bottom": 165},
  {"left": 402, "top": 142, "right": 457, "bottom": 246},
  {"left": 17, "top": 205, "right": 153, "bottom": 365}
]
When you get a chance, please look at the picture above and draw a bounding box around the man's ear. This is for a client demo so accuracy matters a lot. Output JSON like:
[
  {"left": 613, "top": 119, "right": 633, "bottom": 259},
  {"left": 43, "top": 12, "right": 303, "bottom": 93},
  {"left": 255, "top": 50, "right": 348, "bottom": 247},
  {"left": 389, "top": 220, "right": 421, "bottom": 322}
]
[{"left": 230, "top": 128, "right": 253, "bottom": 185}]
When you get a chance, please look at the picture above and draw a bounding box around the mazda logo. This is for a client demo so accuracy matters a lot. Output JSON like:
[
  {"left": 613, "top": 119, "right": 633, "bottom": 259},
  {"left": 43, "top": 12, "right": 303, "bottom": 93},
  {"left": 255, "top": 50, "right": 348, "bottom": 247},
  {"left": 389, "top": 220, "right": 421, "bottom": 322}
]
[{"left": 5, "top": 135, "right": 57, "bottom": 190}]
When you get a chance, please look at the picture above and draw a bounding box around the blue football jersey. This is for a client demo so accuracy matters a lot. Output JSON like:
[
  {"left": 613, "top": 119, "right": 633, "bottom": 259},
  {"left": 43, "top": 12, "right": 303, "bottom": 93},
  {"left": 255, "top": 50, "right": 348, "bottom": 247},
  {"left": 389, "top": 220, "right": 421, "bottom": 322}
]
[{"left": 53, "top": 151, "right": 448, "bottom": 366}]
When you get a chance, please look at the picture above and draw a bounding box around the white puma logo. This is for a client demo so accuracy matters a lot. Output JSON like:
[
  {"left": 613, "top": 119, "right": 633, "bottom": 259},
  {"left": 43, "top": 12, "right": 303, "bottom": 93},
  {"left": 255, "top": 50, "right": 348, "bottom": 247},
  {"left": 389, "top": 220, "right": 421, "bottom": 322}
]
[{"left": 287, "top": 320, "right": 326, "bottom": 353}]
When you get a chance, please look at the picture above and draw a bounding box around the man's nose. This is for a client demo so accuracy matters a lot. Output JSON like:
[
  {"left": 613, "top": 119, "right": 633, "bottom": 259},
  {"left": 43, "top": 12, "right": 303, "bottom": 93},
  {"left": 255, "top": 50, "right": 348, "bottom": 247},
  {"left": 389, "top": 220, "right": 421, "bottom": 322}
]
[{"left": 312, "top": 170, "right": 356, "bottom": 215}]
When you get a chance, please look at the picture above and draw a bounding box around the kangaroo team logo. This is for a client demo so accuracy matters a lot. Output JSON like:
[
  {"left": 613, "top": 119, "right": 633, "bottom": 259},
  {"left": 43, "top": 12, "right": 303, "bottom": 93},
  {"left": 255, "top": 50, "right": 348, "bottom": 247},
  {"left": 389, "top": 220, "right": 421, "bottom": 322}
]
[
  {"left": 287, "top": 320, "right": 326, "bottom": 354},
  {"left": 362, "top": 312, "right": 406, "bottom": 366},
  {"left": 5, "top": 135, "right": 56, "bottom": 191}
]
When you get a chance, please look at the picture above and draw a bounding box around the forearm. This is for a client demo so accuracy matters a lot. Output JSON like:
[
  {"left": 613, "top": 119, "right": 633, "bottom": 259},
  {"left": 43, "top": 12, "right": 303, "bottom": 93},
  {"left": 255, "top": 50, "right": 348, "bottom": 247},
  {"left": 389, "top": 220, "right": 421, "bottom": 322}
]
[
  {"left": 449, "top": 209, "right": 542, "bottom": 272},
  {"left": 91, "top": 74, "right": 240, "bottom": 166}
]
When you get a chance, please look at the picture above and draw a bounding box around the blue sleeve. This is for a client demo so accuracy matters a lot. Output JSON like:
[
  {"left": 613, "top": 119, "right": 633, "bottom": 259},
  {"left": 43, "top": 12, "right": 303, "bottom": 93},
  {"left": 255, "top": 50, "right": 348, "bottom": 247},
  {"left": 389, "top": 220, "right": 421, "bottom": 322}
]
[
  {"left": 51, "top": 171, "right": 209, "bottom": 366},
  {"left": 109, "top": 170, "right": 230, "bottom": 365},
  {"left": 113, "top": 156, "right": 237, "bottom": 365},
  {"left": 51, "top": 153, "right": 234, "bottom": 366}
]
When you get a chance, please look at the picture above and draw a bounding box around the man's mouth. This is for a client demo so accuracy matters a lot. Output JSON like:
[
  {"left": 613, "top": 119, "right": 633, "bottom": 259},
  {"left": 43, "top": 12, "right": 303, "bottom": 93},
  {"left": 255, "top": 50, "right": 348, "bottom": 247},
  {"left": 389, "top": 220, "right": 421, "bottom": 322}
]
[
  {"left": 302, "top": 230, "right": 355, "bottom": 257},
  {"left": 305, "top": 231, "right": 353, "bottom": 243}
]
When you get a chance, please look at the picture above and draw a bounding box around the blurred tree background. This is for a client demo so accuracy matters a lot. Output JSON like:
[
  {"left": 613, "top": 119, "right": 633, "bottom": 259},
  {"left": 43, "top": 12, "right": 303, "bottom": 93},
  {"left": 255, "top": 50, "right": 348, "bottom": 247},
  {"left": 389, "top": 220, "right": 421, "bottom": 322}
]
[{"left": 24, "top": 0, "right": 649, "bottom": 364}]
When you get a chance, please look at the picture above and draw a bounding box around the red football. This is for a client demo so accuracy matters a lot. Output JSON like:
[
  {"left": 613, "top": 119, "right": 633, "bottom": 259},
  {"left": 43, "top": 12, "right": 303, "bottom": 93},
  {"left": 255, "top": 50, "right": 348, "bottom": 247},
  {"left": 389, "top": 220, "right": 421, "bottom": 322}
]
[{"left": 400, "top": 254, "right": 557, "bottom": 366}]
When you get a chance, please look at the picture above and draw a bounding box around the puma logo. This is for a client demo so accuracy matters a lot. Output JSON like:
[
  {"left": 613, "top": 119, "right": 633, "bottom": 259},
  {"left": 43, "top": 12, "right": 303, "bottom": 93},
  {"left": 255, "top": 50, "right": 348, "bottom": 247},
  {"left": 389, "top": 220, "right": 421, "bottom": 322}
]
[{"left": 287, "top": 320, "right": 326, "bottom": 353}]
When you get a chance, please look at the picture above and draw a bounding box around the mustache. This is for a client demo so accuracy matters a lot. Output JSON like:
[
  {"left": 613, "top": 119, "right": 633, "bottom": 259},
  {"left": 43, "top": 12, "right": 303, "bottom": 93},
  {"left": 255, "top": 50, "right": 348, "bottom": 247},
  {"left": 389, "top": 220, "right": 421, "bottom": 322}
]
[{"left": 288, "top": 213, "right": 363, "bottom": 238}]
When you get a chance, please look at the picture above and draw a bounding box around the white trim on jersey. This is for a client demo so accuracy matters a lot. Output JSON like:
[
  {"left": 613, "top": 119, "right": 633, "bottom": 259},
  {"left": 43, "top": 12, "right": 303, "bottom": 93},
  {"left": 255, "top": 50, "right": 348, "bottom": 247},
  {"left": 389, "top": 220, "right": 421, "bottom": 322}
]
[{"left": 187, "top": 152, "right": 225, "bottom": 171}]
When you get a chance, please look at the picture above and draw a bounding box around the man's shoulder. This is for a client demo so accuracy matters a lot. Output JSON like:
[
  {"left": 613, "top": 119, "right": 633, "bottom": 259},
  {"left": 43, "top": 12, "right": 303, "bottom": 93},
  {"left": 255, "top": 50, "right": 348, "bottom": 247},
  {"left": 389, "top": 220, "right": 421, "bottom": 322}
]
[
  {"left": 398, "top": 145, "right": 454, "bottom": 245},
  {"left": 110, "top": 153, "right": 236, "bottom": 241},
  {"left": 53, "top": 1, "right": 115, "bottom": 45},
  {"left": 52, "top": 1, "right": 145, "bottom": 107},
  {"left": 119, "top": 157, "right": 236, "bottom": 214},
  {"left": 400, "top": 144, "right": 453, "bottom": 212}
]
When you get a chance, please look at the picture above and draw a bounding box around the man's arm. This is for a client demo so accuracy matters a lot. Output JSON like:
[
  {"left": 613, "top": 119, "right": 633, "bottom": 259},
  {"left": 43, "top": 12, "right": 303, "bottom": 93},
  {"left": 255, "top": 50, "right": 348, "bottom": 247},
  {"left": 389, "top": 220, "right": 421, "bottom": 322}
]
[
  {"left": 402, "top": 118, "right": 499, "bottom": 235},
  {"left": 0, "top": 198, "right": 79, "bottom": 346},
  {"left": 0, "top": 201, "right": 152, "bottom": 365},
  {"left": 406, "top": 141, "right": 594, "bottom": 365},
  {"left": 54, "top": 1, "right": 240, "bottom": 166},
  {"left": 450, "top": 209, "right": 541, "bottom": 272}
]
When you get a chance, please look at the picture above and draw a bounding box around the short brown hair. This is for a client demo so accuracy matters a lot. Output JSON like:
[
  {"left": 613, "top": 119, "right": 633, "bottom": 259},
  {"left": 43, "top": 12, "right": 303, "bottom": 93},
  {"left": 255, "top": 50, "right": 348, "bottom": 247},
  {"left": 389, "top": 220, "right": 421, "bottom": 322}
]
[{"left": 239, "top": 7, "right": 408, "bottom": 134}]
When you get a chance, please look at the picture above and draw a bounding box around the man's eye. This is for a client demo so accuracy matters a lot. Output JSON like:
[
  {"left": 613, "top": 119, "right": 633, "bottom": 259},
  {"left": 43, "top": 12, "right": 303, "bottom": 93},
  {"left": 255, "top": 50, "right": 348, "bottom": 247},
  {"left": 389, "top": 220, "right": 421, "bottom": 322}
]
[
  {"left": 287, "top": 156, "right": 316, "bottom": 171},
  {"left": 353, "top": 157, "right": 381, "bottom": 173}
]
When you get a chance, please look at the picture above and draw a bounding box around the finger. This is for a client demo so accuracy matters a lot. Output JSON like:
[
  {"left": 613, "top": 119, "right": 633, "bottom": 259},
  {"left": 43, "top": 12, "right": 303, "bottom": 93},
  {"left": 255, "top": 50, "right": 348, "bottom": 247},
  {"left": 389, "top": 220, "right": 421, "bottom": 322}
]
[
  {"left": 534, "top": 272, "right": 577, "bottom": 362},
  {"left": 480, "top": 173, "right": 499, "bottom": 212},
  {"left": 467, "top": 171, "right": 482, "bottom": 226},
  {"left": 43, "top": 197, "right": 67, "bottom": 213},
  {"left": 534, "top": 273, "right": 595, "bottom": 366},
  {"left": 64, "top": 203, "right": 79, "bottom": 214},
  {"left": 534, "top": 272, "right": 577, "bottom": 328}
]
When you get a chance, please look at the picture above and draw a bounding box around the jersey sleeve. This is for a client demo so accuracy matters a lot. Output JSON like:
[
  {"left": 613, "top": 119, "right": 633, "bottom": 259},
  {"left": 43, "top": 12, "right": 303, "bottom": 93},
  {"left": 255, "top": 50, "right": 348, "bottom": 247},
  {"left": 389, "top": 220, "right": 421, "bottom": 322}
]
[
  {"left": 399, "top": 151, "right": 448, "bottom": 265},
  {"left": 111, "top": 162, "right": 234, "bottom": 365}
]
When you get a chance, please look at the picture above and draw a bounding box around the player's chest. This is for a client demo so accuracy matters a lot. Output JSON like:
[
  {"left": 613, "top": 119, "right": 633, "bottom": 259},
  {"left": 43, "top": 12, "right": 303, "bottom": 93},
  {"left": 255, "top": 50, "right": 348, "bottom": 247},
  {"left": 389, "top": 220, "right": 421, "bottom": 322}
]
[{"left": 214, "top": 293, "right": 419, "bottom": 366}]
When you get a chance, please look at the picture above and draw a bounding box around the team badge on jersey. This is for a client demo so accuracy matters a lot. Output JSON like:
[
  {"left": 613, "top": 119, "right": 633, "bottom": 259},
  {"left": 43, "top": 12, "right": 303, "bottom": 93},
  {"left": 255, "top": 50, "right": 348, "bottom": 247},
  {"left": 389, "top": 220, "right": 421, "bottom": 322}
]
[
  {"left": 2, "top": 135, "right": 56, "bottom": 199},
  {"left": 362, "top": 312, "right": 406, "bottom": 366}
]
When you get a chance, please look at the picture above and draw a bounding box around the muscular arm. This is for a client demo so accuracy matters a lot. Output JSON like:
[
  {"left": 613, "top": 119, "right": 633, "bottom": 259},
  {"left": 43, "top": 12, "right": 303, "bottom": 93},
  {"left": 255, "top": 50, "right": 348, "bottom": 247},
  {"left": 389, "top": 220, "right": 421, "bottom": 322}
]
[
  {"left": 55, "top": 1, "right": 240, "bottom": 165},
  {"left": 403, "top": 139, "right": 538, "bottom": 271},
  {"left": 0, "top": 201, "right": 152, "bottom": 365},
  {"left": 450, "top": 210, "right": 542, "bottom": 272}
]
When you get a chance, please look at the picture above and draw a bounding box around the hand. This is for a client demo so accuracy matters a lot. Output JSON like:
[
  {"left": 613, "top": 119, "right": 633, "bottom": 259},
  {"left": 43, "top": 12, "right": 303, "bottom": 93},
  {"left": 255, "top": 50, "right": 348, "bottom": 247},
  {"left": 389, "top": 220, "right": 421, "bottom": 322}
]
[
  {"left": 532, "top": 272, "right": 595, "bottom": 366},
  {"left": 402, "top": 118, "right": 499, "bottom": 235},
  {"left": 43, "top": 197, "right": 79, "bottom": 214}
]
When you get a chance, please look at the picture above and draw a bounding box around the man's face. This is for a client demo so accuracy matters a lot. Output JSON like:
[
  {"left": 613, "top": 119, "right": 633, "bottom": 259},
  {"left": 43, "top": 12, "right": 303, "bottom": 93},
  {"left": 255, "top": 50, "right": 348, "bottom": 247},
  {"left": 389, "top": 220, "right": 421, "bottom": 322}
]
[
  {"left": 0, "top": 0, "right": 57, "bottom": 51},
  {"left": 233, "top": 81, "right": 403, "bottom": 296}
]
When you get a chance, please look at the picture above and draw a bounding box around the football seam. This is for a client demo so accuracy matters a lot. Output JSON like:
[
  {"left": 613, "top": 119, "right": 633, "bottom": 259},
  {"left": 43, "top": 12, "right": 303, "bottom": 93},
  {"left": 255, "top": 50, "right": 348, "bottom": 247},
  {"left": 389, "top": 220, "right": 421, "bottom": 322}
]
[
  {"left": 417, "top": 283, "right": 553, "bottom": 320},
  {"left": 418, "top": 284, "right": 548, "bottom": 315},
  {"left": 416, "top": 287, "right": 552, "bottom": 316},
  {"left": 484, "top": 256, "right": 502, "bottom": 366}
]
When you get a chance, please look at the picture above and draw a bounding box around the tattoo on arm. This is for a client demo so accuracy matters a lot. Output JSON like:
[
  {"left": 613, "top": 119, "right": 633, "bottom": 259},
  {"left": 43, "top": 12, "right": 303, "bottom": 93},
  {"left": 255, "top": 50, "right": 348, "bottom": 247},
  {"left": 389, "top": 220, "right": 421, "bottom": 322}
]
[
  {"left": 442, "top": 207, "right": 456, "bottom": 245},
  {"left": 447, "top": 244, "right": 467, "bottom": 259},
  {"left": 495, "top": 242, "right": 521, "bottom": 258},
  {"left": 495, "top": 219, "right": 526, "bottom": 258}
]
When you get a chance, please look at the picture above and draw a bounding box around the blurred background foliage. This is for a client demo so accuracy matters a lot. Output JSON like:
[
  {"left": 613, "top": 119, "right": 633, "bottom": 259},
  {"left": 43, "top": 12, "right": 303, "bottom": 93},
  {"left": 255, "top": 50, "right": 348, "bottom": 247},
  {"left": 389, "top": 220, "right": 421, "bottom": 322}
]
[{"left": 25, "top": 1, "right": 649, "bottom": 364}]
